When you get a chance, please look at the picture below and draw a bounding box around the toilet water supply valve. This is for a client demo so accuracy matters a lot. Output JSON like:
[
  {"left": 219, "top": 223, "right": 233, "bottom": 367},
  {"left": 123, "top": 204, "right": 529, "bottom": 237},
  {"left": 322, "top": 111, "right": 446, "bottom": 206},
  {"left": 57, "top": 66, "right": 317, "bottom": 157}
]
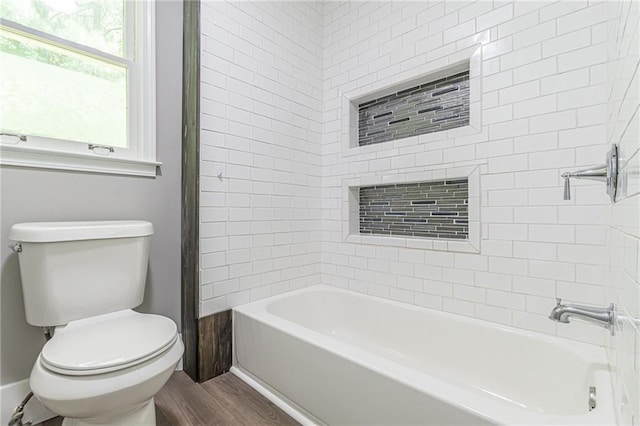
[
  {"left": 7, "top": 329, "right": 53, "bottom": 426},
  {"left": 8, "top": 393, "right": 33, "bottom": 426}
]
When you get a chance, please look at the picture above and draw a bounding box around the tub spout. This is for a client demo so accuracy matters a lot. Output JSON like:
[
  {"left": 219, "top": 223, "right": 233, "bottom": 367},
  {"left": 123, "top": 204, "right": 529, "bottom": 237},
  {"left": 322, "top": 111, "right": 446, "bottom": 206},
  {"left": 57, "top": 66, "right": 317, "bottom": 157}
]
[{"left": 549, "top": 299, "right": 616, "bottom": 335}]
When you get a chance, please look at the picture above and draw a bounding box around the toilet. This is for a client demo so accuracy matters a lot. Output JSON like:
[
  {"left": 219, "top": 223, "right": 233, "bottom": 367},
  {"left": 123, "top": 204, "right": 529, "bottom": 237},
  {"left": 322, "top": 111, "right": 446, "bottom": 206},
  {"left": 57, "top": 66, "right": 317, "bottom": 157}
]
[{"left": 9, "top": 220, "right": 184, "bottom": 426}]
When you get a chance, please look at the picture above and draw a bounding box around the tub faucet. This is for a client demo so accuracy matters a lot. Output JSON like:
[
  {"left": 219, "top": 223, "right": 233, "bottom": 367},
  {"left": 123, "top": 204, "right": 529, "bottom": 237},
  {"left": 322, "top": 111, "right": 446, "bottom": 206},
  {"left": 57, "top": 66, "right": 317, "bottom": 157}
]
[{"left": 549, "top": 299, "right": 616, "bottom": 335}]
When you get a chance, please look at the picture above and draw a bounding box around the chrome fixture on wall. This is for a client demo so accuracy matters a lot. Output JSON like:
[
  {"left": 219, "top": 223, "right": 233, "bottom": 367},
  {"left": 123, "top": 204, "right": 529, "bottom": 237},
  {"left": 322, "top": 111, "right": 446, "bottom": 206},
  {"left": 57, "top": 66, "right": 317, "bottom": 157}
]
[
  {"left": 549, "top": 299, "right": 616, "bottom": 335},
  {"left": 561, "top": 144, "right": 618, "bottom": 202},
  {"left": 588, "top": 386, "right": 597, "bottom": 411},
  {"left": 0, "top": 132, "right": 27, "bottom": 142}
]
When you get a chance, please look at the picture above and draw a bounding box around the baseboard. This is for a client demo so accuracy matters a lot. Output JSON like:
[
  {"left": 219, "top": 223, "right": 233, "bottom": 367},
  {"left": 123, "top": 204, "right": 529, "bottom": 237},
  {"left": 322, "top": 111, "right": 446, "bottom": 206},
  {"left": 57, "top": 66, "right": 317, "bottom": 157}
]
[
  {"left": 198, "top": 311, "right": 232, "bottom": 382},
  {"left": 0, "top": 379, "right": 55, "bottom": 425}
]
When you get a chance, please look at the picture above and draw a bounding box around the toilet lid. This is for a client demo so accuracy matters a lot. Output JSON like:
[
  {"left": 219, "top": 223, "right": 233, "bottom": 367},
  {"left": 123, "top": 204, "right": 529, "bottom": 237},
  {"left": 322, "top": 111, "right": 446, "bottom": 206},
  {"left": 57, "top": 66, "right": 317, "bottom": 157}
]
[{"left": 41, "top": 310, "right": 178, "bottom": 376}]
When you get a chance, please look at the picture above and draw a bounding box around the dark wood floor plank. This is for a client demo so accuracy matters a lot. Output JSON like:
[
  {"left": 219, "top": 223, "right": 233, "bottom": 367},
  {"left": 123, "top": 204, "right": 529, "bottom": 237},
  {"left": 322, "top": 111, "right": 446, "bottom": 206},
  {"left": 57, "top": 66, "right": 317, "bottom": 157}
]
[
  {"left": 37, "top": 371, "right": 298, "bottom": 426},
  {"left": 36, "top": 416, "right": 63, "bottom": 426},
  {"left": 155, "top": 371, "right": 235, "bottom": 426},
  {"left": 200, "top": 373, "right": 299, "bottom": 426},
  {"left": 156, "top": 405, "right": 172, "bottom": 426}
]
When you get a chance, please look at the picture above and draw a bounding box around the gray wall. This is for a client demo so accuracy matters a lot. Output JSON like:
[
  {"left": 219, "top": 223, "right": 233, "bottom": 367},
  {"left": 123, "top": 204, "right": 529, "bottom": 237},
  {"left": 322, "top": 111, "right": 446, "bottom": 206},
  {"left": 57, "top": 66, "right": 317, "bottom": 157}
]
[{"left": 0, "top": 1, "right": 183, "bottom": 385}]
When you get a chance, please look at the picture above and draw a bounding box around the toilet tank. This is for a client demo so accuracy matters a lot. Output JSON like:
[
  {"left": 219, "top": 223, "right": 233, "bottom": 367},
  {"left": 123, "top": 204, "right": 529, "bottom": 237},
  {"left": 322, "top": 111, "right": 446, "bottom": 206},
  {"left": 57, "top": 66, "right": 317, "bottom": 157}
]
[{"left": 8, "top": 221, "right": 154, "bottom": 327}]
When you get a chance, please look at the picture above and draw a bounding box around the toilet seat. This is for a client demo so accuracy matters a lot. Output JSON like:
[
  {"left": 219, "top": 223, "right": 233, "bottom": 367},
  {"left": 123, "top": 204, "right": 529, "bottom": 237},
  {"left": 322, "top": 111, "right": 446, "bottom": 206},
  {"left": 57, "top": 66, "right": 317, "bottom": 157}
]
[{"left": 41, "top": 309, "right": 177, "bottom": 376}]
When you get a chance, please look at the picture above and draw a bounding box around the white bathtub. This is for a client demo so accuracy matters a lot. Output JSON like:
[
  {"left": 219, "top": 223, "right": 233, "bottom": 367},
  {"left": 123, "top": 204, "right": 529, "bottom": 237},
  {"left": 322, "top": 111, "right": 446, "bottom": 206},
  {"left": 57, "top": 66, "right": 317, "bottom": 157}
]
[{"left": 232, "top": 285, "right": 616, "bottom": 425}]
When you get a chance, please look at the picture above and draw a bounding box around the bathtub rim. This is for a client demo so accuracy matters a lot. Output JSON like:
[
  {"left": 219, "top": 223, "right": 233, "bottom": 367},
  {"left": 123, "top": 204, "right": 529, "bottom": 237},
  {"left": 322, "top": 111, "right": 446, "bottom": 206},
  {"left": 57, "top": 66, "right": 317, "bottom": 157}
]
[{"left": 233, "top": 284, "right": 616, "bottom": 425}]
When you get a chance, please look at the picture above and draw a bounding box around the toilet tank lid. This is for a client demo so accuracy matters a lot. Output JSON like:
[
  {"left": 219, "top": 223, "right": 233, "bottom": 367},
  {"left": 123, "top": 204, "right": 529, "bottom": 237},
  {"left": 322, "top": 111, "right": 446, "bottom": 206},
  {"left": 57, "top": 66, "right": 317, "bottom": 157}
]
[{"left": 8, "top": 220, "right": 154, "bottom": 242}]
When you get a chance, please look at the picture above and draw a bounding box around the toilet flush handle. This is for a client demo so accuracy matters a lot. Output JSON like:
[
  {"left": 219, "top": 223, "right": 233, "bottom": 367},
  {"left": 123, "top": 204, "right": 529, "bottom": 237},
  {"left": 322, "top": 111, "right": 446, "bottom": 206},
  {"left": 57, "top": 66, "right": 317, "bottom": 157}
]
[{"left": 8, "top": 243, "right": 21, "bottom": 253}]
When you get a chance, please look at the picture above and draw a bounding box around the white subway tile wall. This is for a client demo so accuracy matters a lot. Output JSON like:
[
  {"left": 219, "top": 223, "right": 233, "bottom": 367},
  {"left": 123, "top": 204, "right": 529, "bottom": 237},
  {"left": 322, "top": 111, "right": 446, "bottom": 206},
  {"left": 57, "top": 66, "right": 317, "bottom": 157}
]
[
  {"left": 323, "top": 0, "right": 610, "bottom": 347},
  {"left": 199, "top": 1, "right": 324, "bottom": 316},
  {"left": 606, "top": 0, "right": 640, "bottom": 423},
  {"left": 199, "top": 2, "right": 638, "bottom": 421}
]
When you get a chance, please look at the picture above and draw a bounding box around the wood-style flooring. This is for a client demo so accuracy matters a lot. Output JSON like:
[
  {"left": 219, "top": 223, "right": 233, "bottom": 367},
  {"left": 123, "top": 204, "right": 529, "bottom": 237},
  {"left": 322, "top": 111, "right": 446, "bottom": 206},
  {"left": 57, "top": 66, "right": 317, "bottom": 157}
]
[{"left": 38, "top": 372, "right": 299, "bottom": 426}]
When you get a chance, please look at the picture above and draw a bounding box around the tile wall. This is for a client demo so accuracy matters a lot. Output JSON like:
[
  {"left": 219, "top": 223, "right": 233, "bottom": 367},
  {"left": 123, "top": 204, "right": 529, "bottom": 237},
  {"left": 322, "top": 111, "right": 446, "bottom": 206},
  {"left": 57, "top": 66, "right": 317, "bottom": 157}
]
[
  {"left": 322, "top": 1, "right": 612, "bottom": 346},
  {"left": 198, "top": 1, "right": 323, "bottom": 316},
  {"left": 606, "top": 0, "right": 640, "bottom": 423}
]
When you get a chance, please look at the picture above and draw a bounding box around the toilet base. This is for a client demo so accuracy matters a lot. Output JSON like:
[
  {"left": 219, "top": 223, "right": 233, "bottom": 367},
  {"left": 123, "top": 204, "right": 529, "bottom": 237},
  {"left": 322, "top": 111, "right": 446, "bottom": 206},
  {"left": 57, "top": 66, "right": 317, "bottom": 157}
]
[{"left": 61, "top": 398, "right": 156, "bottom": 426}]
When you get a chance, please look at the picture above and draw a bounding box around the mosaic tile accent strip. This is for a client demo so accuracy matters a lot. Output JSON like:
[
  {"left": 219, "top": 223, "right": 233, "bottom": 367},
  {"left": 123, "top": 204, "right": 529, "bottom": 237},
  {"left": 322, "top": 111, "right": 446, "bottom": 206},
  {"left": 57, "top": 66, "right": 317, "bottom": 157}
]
[
  {"left": 359, "top": 179, "right": 468, "bottom": 240},
  {"left": 358, "top": 71, "right": 470, "bottom": 146}
]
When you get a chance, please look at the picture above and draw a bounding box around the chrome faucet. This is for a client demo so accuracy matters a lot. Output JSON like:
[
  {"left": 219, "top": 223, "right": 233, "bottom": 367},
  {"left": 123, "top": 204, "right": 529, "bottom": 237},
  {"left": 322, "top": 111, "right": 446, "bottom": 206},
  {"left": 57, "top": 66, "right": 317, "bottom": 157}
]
[
  {"left": 561, "top": 144, "right": 618, "bottom": 202},
  {"left": 549, "top": 299, "right": 616, "bottom": 335}
]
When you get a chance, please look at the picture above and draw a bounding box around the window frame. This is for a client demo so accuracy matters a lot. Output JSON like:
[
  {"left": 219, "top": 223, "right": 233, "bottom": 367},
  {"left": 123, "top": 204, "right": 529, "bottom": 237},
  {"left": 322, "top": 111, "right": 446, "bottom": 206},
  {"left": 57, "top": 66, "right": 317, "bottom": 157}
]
[{"left": 0, "top": 1, "right": 159, "bottom": 177}]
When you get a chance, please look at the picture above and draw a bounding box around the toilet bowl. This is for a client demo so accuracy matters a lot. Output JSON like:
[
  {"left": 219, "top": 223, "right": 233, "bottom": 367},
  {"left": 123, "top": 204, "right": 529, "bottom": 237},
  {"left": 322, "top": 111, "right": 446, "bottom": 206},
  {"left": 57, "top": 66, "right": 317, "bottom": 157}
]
[
  {"left": 9, "top": 221, "right": 183, "bottom": 425},
  {"left": 30, "top": 310, "right": 183, "bottom": 425}
]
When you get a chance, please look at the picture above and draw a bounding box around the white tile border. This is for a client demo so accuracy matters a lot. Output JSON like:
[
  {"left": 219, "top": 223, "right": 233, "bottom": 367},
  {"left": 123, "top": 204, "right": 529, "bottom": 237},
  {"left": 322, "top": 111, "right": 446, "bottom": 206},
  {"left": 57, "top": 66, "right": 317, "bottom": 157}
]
[
  {"left": 340, "top": 45, "right": 483, "bottom": 158},
  {"left": 342, "top": 165, "right": 481, "bottom": 254}
]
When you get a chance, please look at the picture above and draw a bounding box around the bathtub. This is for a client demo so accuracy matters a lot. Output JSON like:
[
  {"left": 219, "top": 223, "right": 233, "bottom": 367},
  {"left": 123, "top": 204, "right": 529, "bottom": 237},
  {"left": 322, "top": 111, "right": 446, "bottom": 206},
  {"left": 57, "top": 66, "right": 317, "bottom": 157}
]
[{"left": 232, "top": 285, "right": 615, "bottom": 425}]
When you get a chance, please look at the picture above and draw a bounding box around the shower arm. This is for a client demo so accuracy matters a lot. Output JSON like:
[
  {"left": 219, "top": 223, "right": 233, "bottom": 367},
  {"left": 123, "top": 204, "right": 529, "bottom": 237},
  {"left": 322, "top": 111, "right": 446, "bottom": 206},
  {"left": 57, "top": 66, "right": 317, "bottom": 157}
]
[{"left": 561, "top": 144, "right": 618, "bottom": 202}]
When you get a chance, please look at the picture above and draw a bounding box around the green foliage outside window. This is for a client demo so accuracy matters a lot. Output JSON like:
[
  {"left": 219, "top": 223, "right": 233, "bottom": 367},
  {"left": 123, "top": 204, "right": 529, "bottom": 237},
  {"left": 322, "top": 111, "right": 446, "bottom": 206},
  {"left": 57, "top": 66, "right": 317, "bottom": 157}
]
[
  {"left": 1, "top": 0, "right": 124, "bottom": 80},
  {"left": 0, "top": 0, "right": 128, "bottom": 147}
]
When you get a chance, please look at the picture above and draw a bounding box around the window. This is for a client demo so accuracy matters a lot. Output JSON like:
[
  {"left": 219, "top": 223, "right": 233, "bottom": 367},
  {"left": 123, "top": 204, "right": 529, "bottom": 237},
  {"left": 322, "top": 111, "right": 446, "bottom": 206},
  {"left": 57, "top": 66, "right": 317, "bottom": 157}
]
[{"left": 0, "top": 0, "right": 158, "bottom": 176}]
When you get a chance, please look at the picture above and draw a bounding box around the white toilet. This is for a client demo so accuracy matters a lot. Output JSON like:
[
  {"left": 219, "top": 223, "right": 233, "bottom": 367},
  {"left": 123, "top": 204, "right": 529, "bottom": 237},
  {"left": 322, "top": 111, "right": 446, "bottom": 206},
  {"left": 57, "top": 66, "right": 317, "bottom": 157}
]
[{"left": 9, "top": 220, "right": 184, "bottom": 426}]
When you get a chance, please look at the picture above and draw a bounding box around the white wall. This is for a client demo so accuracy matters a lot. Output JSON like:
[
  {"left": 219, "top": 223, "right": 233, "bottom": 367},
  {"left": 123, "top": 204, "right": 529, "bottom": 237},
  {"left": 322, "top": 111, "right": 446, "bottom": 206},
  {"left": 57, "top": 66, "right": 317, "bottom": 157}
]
[
  {"left": 606, "top": 0, "right": 640, "bottom": 423},
  {"left": 0, "top": 0, "right": 183, "bottom": 386},
  {"left": 198, "top": 1, "right": 324, "bottom": 316},
  {"left": 321, "top": 0, "right": 611, "bottom": 346}
]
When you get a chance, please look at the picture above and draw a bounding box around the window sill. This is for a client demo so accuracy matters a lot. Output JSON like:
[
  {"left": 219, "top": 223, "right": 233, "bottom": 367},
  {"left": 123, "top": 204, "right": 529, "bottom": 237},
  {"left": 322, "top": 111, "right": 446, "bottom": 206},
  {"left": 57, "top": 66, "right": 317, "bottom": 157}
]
[{"left": 0, "top": 144, "right": 161, "bottom": 177}]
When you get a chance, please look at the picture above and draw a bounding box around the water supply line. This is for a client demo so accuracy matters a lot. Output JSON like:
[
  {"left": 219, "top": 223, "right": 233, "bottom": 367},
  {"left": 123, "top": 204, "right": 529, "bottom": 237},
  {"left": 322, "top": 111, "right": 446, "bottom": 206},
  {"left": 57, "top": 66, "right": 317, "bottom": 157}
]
[
  {"left": 8, "top": 393, "right": 34, "bottom": 426},
  {"left": 7, "top": 328, "right": 54, "bottom": 426}
]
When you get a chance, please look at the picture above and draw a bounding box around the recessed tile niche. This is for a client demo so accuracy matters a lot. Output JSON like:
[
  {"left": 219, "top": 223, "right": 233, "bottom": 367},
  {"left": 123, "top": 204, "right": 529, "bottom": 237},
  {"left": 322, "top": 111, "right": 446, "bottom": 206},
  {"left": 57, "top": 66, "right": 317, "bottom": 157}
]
[
  {"left": 359, "top": 179, "right": 469, "bottom": 239},
  {"left": 343, "top": 167, "right": 480, "bottom": 253},
  {"left": 341, "top": 60, "right": 476, "bottom": 153},
  {"left": 358, "top": 71, "right": 470, "bottom": 146}
]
